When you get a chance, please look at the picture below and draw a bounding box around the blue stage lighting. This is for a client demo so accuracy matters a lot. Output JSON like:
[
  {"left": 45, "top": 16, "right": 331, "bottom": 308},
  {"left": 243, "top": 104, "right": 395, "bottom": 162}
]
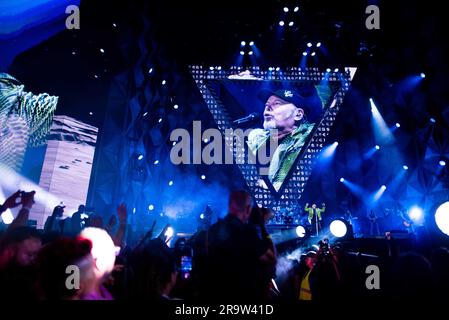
[
  {"left": 158, "top": 118, "right": 163, "bottom": 123},
  {"left": 248, "top": 51, "right": 254, "bottom": 55},
  {"left": 249, "top": 41, "right": 254, "bottom": 46},
  {"left": 420, "top": 73, "right": 426, "bottom": 78},
  {"left": 173, "top": 104, "right": 179, "bottom": 109},
  {"left": 403, "top": 165, "right": 409, "bottom": 170},
  {"left": 395, "top": 123, "right": 400, "bottom": 128},
  {"left": 334, "top": 68, "right": 339, "bottom": 72},
  {"left": 302, "top": 52, "right": 307, "bottom": 56},
  {"left": 241, "top": 41, "right": 246, "bottom": 46},
  {"left": 330, "top": 220, "right": 347, "bottom": 237},
  {"left": 409, "top": 206, "right": 423, "bottom": 221},
  {"left": 381, "top": 185, "right": 386, "bottom": 190},
  {"left": 168, "top": 180, "right": 174, "bottom": 186},
  {"left": 294, "top": 6, "right": 299, "bottom": 12},
  {"left": 201, "top": 175, "right": 206, "bottom": 180},
  {"left": 340, "top": 178, "right": 345, "bottom": 182},
  {"left": 326, "top": 68, "right": 331, "bottom": 72},
  {"left": 200, "top": 213, "right": 205, "bottom": 219},
  {"left": 240, "top": 51, "right": 245, "bottom": 55},
  {"left": 307, "top": 42, "right": 312, "bottom": 47},
  {"left": 283, "top": 7, "right": 289, "bottom": 12},
  {"left": 435, "top": 202, "right": 449, "bottom": 236},
  {"left": 154, "top": 160, "right": 159, "bottom": 165},
  {"left": 148, "top": 204, "right": 154, "bottom": 211},
  {"left": 288, "top": 21, "right": 294, "bottom": 27},
  {"left": 439, "top": 160, "right": 446, "bottom": 166},
  {"left": 430, "top": 118, "right": 436, "bottom": 123},
  {"left": 311, "top": 52, "right": 316, "bottom": 56},
  {"left": 375, "top": 145, "right": 380, "bottom": 150},
  {"left": 148, "top": 68, "right": 153, "bottom": 74},
  {"left": 279, "top": 21, "right": 285, "bottom": 26},
  {"left": 316, "top": 42, "right": 321, "bottom": 47},
  {"left": 137, "top": 154, "right": 144, "bottom": 160},
  {"left": 275, "top": 67, "right": 280, "bottom": 71}
]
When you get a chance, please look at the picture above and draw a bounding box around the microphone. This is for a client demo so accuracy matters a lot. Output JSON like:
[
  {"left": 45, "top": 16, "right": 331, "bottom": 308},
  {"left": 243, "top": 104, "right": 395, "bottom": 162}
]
[{"left": 232, "top": 112, "right": 260, "bottom": 125}]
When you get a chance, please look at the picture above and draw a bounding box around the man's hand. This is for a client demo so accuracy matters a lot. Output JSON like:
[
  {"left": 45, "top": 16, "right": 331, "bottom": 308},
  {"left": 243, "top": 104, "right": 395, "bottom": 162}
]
[
  {"left": 21, "top": 191, "right": 36, "bottom": 208},
  {"left": 2, "top": 190, "right": 22, "bottom": 210},
  {"left": 117, "top": 204, "right": 127, "bottom": 224}
]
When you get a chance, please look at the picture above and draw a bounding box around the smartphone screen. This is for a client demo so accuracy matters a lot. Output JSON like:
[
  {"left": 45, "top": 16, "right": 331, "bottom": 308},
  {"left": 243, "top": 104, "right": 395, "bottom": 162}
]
[{"left": 180, "top": 256, "right": 192, "bottom": 279}]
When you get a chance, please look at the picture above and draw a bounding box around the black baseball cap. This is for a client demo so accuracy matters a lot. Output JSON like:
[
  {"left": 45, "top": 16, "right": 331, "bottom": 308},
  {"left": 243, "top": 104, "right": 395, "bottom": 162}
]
[{"left": 258, "top": 85, "right": 323, "bottom": 122}]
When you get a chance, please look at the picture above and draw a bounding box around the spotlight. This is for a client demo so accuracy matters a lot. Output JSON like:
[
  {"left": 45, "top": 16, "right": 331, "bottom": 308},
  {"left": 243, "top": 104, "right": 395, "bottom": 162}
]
[
  {"left": 395, "top": 123, "right": 401, "bottom": 128},
  {"left": 143, "top": 112, "right": 148, "bottom": 117},
  {"left": 148, "top": 204, "right": 154, "bottom": 211},
  {"left": 403, "top": 165, "right": 409, "bottom": 170},
  {"left": 420, "top": 73, "right": 426, "bottom": 78},
  {"left": 279, "top": 21, "right": 285, "bottom": 26},
  {"left": 440, "top": 160, "right": 446, "bottom": 166},
  {"left": 409, "top": 206, "right": 423, "bottom": 220},
  {"left": 162, "top": 80, "right": 166, "bottom": 85},
  {"left": 249, "top": 41, "right": 254, "bottom": 46},
  {"left": 154, "top": 160, "right": 159, "bottom": 165},
  {"left": 209, "top": 66, "right": 214, "bottom": 71},
  {"left": 330, "top": 220, "right": 347, "bottom": 238},
  {"left": 283, "top": 7, "right": 289, "bottom": 12},
  {"left": 133, "top": 208, "right": 136, "bottom": 214},
  {"left": 316, "top": 42, "right": 321, "bottom": 47},
  {"left": 311, "top": 52, "right": 316, "bottom": 56},
  {"left": 200, "top": 213, "right": 205, "bottom": 219},
  {"left": 248, "top": 51, "right": 254, "bottom": 55},
  {"left": 241, "top": 41, "right": 246, "bottom": 46},
  {"left": 302, "top": 52, "right": 308, "bottom": 56},
  {"left": 375, "top": 145, "right": 380, "bottom": 150},
  {"left": 201, "top": 175, "right": 206, "bottom": 180},
  {"left": 326, "top": 68, "right": 331, "bottom": 72},
  {"left": 435, "top": 202, "right": 449, "bottom": 236},
  {"left": 168, "top": 180, "right": 174, "bottom": 186},
  {"left": 173, "top": 104, "right": 179, "bottom": 109},
  {"left": 340, "top": 177, "right": 345, "bottom": 182},
  {"left": 137, "top": 154, "right": 144, "bottom": 160},
  {"left": 335, "top": 142, "right": 339, "bottom": 146},
  {"left": 334, "top": 68, "right": 339, "bottom": 72},
  {"left": 203, "top": 138, "right": 209, "bottom": 143},
  {"left": 294, "top": 6, "right": 299, "bottom": 12},
  {"left": 296, "top": 225, "right": 306, "bottom": 238},
  {"left": 430, "top": 118, "right": 436, "bottom": 123},
  {"left": 217, "top": 66, "right": 222, "bottom": 70},
  {"left": 158, "top": 118, "right": 163, "bottom": 123},
  {"left": 288, "top": 21, "right": 294, "bottom": 27},
  {"left": 381, "top": 185, "right": 387, "bottom": 190},
  {"left": 89, "top": 112, "right": 93, "bottom": 116},
  {"left": 240, "top": 51, "right": 245, "bottom": 55},
  {"left": 165, "top": 226, "right": 174, "bottom": 239},
  {"left": 268, "top": 67, "right": 273, "bottom": 71},
  {"left": 172, "top": 141, "right": 176, "bottom": 146},
  {"left": 307, "top": 42, "right": 312, "bottom": 48},
  {"left": 275, "top": 67, "right": 280, "bottom": 71},
  {"left": 100, "top": 48, "right": 105, "bottom": 53},
  {"left": 148, "top": 68, "right": 153, "bottom": 74}
]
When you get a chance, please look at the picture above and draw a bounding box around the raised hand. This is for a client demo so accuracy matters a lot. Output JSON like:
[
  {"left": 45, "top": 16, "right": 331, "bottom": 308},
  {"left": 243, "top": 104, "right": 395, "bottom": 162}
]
[
  {"left": 21, "top": 191, "right": 36, "bottom": 208},
  {"left": 2, "top": 190, "right": 22, "bottom": 210},
  {"left": 117, "top": 203, "right": 127, "bottom": 224}
]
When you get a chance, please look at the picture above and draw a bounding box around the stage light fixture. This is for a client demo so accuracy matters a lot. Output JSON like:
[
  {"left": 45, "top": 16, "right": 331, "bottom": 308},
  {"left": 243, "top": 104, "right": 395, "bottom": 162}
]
[
  {"left": 334, "top": 68, "right": 339, "bottom": 72},
  {"left": 249, "top": 41, "right": 254, "bottom": 46},
  {"left": 395, "top": 123, "right": 400, "bottom": 128},
  {"left": 158, "top": 118, "right": 163, "bottom": 123},
  {"left": 133, "top": 208, "right": 136, "bottom": 214},
  {"left": 154, "top": 160, "right": 159, "bottom": 165},
  {"left": 381, "top": 185, "right": 386, "bottom": 190},
  {"left": 168, "top": 180, "right": 174, "bottom": 186},
  {"left": 330, "top": 220, "right": 347, "bottom": 238},
  {"left": 403, "top": 165, "right": 409, "bottom": 170},
  {"left": 248, "top": 51, "right": 254, "bottom": 55},
  {"left": 375, "top": 145, "right": 380, "bottom": 150},
  {"left": 326, "top": 68, "right": 331, "bottom": 72},
  {"left": 162, "top": 80, "right": 166, "bottom": 85},
  {"left": 440, "top": 160, "right": 446, "bottom": 166},
  {"left": 241, "top": 41, "right": 246, "bottom": 46},
  {"left": 100, "top": 48, "right": 105, "bottom": 53},
  {"left": 430, "top": 118, "right": 436, "bottom": 123},
  {"left": 148, "top": 204, "right": 154, "bottom": 211},
  {"left": 279, "top": 21, "right": 285, "bottom": 26},
  {"left": 275, "top": 67, "right": 280, "bottom": 71},
  {"left": 201, "top": 175, "right": 206, "bottom": 180},
  {"left": 112, "top": 23, "right": 117, "bottom": 27},
  {"left": 340, "top": 177, "right": 345, "bottom": 182},
  {"left": 200, "top": 213, "right": 205, "bottom": 219},
  {"left": 409, "top": 206, "right": 423, "bottom": 220},
  {"left": 209, "top": 66, "right": 214, "bottom": 70},
  {"left": 420, "top": 73, "right": 426, "bottom": 78},
  {"left": 294, "top": 6, "right": 299, "bottom": 12},
  {"left": 296, "top": 225, "right": 306, "bottom": 238},
  {"left": 311, "top": 52, "right": 316, "bottom": 56},
  {"left": 240, "top": 51, "right": 245, "bottom": 55},
  {"left": 173, "top": 104, "right": 179, "bottom": 109},
  {"left": 217, "top": 66, "right": 222, "bottom": 70},
  {"left": 143, "top": 112, "right": 148, "bottom": 117},
  {"left": 283, "top": 7, "right": 289, "bottom": 12},
  {"left": 316, "top": 42, "right": 321, "bottom": 47},
  {"left": 435, "top": 202, "right": 449, "bottom": 236},
  {"left": 137, "top": 154, "right": 144, "bottom": 160},
  {"left": 307, "top": 42, "right": 312, "bottom": 47},
  {"left": 148, "top": 68, "right": 153, "bottom": 74},
  {"left": 302, "top": 52, "right": 307, "bottom": 56},
  {"left": 288, "top": 21, "right": 294, "bottom": 27}
]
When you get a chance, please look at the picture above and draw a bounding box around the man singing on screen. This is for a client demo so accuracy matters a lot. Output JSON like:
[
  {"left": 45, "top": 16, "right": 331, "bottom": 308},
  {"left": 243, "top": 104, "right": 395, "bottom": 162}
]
[{"left": 247, "top": 86, "right": 322, "bottom": 191}]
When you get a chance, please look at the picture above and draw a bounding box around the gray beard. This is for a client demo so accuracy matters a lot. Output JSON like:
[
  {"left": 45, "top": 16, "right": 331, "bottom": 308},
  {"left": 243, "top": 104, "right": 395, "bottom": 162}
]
[{"left": 263, "top": 119, "right": 276, "bottom": 130}]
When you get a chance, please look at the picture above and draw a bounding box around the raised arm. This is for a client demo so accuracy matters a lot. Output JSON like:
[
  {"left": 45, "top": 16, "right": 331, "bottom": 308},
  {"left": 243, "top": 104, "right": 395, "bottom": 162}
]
[{"left": 8, "top": 191, "right": 35, "bottom": 230}]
